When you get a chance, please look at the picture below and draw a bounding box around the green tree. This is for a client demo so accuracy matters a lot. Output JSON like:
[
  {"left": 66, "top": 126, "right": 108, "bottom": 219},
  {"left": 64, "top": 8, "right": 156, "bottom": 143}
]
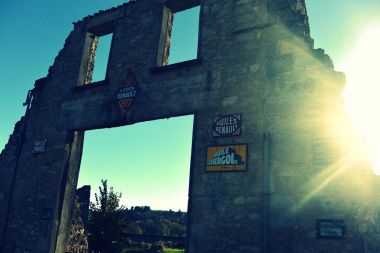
[
  {"left": 88, "top": 180, "right": 126, "bottom": 253},
  {"left": 126, "top": 221, "right": 143, "bottom": 234},
  {"left": 169, "top": 222, "right": 186, "bottom": 237}
]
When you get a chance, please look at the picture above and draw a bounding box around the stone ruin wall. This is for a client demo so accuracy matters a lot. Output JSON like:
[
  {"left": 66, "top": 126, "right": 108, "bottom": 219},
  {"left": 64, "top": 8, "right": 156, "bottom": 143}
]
[
  {"left": 66, "top": 186, "right": 91, "bottom": 253},
  {"left": 1, "top": 0, "right": 380, "bottom": 252}
]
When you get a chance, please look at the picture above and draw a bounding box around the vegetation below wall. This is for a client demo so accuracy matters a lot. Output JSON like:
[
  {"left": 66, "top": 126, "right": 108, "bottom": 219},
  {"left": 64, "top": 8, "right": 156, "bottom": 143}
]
[
  {"left": 124, "top": 206, "right": 187, "bottom": 237},
  {"left": 85, "top": 180, "right": 186, "bottom": 253}
]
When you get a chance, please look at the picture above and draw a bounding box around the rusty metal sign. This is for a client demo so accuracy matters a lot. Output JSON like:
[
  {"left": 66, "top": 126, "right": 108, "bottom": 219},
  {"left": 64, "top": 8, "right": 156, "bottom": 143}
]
[
  {"left": 206, "top": 144, "right": 247, "bottom": 172},
  {"left": 212, "top": 114, "right": 241, "bottom": 137},
  {"left": 116, "top": 72, "right": 139, "bottom": 114},
  {"left": 32, "top": 138, "right": 48, "bottom": 154}
]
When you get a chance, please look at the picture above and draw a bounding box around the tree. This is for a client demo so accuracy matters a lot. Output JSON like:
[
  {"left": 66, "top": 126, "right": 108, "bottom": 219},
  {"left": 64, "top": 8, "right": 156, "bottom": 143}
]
[
  {"left": 88, "top": 180, "right": 126, "bottom": 253},
  {"left": 126, "top": 221, "right": 143, "bottom": 234}
]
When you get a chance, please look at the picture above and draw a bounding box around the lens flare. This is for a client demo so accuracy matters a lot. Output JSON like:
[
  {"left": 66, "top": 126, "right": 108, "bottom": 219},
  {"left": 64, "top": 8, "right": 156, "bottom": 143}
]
[{"left": 341, "top": 24, "right": 380, "bottom": 174}]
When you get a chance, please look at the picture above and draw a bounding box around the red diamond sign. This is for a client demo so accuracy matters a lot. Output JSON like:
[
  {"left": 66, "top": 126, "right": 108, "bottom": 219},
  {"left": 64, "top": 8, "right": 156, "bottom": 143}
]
[{"left": 116, "top": 72, "right": 139, "bottom": 114}]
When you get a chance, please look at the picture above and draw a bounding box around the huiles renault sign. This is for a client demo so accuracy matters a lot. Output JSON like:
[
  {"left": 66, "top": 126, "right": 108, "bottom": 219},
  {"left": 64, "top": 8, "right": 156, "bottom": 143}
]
[{"left": 212, "top": 114, "right": 241, "bottom": 137}]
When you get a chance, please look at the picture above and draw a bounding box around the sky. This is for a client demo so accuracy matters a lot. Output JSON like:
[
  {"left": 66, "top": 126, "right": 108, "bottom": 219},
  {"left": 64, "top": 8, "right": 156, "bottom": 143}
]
[
  {"left": 1, "top": 1, "right": 380, "bottom": 210},
  {"left": 306, "top": 0, "right": 380, "bottom": 173}
]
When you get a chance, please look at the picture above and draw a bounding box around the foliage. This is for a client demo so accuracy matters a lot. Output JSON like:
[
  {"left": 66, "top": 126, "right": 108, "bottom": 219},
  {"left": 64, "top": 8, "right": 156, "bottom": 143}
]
[
  {"left": 125, "top": 207, "right": 187, "bottom": 237},
  {"left": 88, "top": 179, "right": 126, "bottom": 253},
  {"left": 86, "top": 180, "right": 186, "bottom": 252},
  {"left": 126, "top": 221, "right": 143, "bottom": 234}
]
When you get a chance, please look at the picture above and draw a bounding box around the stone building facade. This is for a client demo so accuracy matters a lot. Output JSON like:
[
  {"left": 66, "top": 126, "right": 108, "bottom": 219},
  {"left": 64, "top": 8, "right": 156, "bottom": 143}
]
[
  {"left": 66, "top": 196, "right": 89, "bottom": 253},
  {"left": 1, "top": 0, "right": 380, "bottom": 252}
]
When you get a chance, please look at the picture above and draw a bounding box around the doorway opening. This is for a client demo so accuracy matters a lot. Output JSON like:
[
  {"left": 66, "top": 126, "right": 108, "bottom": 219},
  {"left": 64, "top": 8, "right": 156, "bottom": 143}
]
[{"left": 74, "top": 115, "right": 194, "bottom": 252}]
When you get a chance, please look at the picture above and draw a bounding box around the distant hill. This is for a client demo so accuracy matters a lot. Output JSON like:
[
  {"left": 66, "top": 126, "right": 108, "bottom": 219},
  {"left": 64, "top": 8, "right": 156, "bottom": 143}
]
[{"left": 124, "top": 206, "right": 187, "bottom": 237}]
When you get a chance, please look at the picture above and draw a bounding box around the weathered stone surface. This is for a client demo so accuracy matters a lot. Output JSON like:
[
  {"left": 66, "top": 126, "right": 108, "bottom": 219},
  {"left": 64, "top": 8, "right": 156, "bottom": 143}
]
[
  {"left": 0, "top": 116, "right": 26, "bottom": 249},
  {"left": 66, "top": 196, "right": 89, "bottom": 253},
  {"left": 76, "top": 186, "right": 90, "bottom": 230},
  {"left": 0, "top": 0, "right": 379, "bottom": 253}
]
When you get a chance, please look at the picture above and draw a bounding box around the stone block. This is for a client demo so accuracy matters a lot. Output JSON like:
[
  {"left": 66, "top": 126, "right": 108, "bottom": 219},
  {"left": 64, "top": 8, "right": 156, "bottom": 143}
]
[
  {"left": 270, "top": 194, "right": 296, "bottom": 227},
  {"left": 266, "top": 54, "right": 294, "bottom": 75},
  {"left": 267, "top": 0, "right": 291, "bottom": 11},
  {"left": 271, "top": 132, "right": 313, "bottom": 162}
]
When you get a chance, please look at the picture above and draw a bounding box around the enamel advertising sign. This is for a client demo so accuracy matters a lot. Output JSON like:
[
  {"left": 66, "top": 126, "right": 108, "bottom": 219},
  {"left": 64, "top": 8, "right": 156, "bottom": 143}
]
[
  {"left": 316, "top": 219, "right": 346, "bottom": 239},
  {"left": 116, "top": 72, "right": 139, "bottom": 114},
  {"left": 206, "top": 144, "right": 247, "bottom": 172},
  {"left": 212, "top": 114, "right": 241, "bottom": 137},
  {"left": 32, "top": 138, "right": 48, "bottom": 154}
]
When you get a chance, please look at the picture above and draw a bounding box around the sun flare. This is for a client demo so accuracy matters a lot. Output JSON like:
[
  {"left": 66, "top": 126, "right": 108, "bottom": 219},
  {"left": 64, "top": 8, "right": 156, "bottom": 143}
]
[{"left": 341, "top": 24, "right": 380, "bottom": 174}]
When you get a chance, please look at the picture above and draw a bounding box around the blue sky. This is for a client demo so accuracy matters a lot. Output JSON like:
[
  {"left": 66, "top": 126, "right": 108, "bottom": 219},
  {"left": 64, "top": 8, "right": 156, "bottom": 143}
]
[
  {"left": 306, "top": 0, "right": 380, "bottom": 69},
  {"left": 1, "top": 1, "right": 380, "bottom": 210}
]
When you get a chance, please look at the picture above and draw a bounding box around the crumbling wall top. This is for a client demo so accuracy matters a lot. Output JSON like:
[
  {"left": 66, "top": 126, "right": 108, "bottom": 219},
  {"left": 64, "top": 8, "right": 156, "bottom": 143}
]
[{"left": 72, "top": 0, "right": 137, "bottom": 26}]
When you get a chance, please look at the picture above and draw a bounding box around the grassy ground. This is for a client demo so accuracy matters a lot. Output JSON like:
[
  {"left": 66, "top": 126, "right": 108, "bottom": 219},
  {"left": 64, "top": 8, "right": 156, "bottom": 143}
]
[
  {"left": 163, "top": 249, "right": 184, "bottom": 253},
  {"left": 121, "top": 247, "right": 184, "bottom": 253}
]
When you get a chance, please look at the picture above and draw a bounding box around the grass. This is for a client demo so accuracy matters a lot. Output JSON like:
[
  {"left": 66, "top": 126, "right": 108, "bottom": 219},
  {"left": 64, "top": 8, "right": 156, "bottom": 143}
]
[
  {"left": 121, "top": 247, "right": 184, "bottom": 253},
  {"left": 163, "top": 248, "right": 184, "bottom": 253}
]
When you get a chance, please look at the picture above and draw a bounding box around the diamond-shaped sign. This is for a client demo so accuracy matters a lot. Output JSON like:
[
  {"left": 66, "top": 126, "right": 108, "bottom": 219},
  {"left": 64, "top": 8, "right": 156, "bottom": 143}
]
[{"left": 116, "top": 72, "right": 139, "bottom": 114}]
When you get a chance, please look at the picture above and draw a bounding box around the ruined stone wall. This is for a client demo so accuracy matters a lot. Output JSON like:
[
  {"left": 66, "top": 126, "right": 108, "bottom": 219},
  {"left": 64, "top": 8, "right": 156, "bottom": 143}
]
[
  {"left": 0, "top": 18, "right": 87, "bottom": 253},
  {"left": 0, "top": 0, "right": 379, "bottom": 252},
  {"left": 0, "top": 117, "right": 25, "bottom": 250},
  {"left": 76, "top": 186, "right": 91, "bottom": 230},
  {"left": 263, "top": 1, "right": 380, "bottom": 252},
  {"left": 65, "top": 186, "right": 90, "bottom": 253},
  {"left": 66, "top": 196, "right": 89, "bottom": 253}
]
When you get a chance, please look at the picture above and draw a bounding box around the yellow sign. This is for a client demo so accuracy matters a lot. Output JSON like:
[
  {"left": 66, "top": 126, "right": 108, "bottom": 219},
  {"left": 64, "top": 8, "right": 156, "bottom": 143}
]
[{"left": 206, "top": 144, "right": 247, "bottom": 172}]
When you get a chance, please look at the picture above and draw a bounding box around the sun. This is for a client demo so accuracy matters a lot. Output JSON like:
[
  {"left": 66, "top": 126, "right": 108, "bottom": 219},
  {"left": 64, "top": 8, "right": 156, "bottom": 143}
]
[{"left": 341, "top": 24, "right": 380, "bottom": 174}]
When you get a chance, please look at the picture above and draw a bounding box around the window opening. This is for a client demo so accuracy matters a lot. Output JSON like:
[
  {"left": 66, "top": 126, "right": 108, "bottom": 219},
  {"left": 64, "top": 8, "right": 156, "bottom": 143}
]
[
  {"left": 84, "top": 33, "right": 113, "bottom": 84},
  {"left": 158, "top": 5, "right": 200, "bottom": 66}
]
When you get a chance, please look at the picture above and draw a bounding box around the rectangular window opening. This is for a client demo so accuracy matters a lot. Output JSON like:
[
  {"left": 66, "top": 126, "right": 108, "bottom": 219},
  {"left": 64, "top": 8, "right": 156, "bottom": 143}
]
[
  {"left": 84, "top": 32, "right": 113, "bottom": 85},
  {"left": 157, "top": 2, "right": 200, "bottom": 67}
]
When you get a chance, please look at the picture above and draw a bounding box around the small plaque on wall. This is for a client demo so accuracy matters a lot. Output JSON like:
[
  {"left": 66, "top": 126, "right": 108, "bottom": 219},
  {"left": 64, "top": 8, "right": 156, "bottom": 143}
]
[
  {"left": 212, "top": 114, "right": 241, "bottom": 137},
  {"left": 206, "top": 144, "right": 247, "bottom": 172},
  {"left": 32, "top": 138, "right": 48, "bottom": 154},
  {"left": 316, "top": 219, "right": 346, "bottom": 239}
]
